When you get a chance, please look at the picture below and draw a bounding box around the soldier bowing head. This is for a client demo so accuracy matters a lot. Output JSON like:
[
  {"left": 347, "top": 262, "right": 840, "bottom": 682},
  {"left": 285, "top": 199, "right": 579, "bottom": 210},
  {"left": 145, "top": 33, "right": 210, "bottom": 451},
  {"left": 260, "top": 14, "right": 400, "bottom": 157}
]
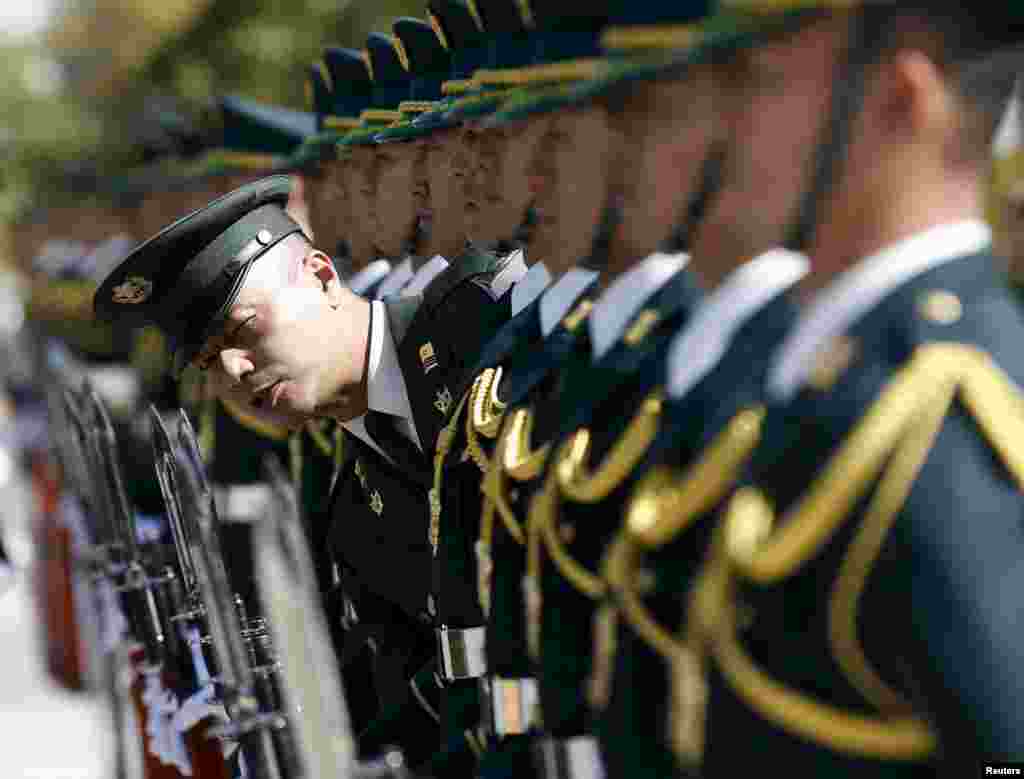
[{"left": 95, "top": 175, "right": 373, "bottom": 432}]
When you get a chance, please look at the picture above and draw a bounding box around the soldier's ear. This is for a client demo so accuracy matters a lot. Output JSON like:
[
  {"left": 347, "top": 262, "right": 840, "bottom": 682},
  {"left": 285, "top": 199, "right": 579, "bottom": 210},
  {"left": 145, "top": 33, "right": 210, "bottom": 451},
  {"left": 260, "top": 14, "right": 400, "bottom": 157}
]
[{"left": 302, "top": 249, "right": 345, "bottom": 305}]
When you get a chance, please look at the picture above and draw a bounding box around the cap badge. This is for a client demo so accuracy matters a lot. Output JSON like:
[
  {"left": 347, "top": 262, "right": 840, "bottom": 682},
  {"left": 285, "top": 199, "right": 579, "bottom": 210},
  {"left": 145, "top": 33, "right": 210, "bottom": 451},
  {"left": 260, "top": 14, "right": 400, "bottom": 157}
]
[
  {"left": 112, "top": 275, "right": 154, "bottom": 305},
  {"left": 420, "top": 342, "right": 439, "bottom": 374}
]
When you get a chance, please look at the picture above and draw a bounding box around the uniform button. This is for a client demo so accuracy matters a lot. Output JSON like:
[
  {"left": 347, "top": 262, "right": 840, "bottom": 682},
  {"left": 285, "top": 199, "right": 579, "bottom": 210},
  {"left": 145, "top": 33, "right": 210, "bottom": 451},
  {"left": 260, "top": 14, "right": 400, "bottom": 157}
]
[
  {"left": 256, "top": 229, "right": 273, "bottom": 246},
  {"left": 918, "top": 289, "right": 962, "bottom": 325}
]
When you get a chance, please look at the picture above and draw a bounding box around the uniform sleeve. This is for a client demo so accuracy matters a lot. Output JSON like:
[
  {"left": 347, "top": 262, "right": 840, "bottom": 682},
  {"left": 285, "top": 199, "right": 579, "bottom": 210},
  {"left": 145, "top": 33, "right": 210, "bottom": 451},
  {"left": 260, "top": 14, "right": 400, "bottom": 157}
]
[{"left": 864, "top": 403, "right": 1024, "bottom": 763}]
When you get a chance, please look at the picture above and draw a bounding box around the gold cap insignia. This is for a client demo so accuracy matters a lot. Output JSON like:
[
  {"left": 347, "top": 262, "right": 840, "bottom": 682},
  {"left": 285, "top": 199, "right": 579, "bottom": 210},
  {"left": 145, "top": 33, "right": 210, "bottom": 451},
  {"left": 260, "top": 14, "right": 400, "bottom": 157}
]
[
  {"left": 112, "top": 276, "right": 154, "bottom": 304},
  {"left": 420, "top": 342, "right": 439, "bottom": 374},
  {"left": 808, "top": 335, "right": 858, "bottom": 393},
  {"left": 434, "top": 385, "right": 453, "bottom": 416},
  {"left": 917, "top": 290, "right": 962, "bottom": 326}
]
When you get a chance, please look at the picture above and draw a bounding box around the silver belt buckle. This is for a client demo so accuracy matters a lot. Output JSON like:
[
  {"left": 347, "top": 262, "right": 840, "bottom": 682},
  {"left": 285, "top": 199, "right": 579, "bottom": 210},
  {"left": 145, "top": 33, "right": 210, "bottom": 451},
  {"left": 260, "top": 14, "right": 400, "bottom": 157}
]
[
  {"left": 481, "top": 676, "right": 539, "bottom": 737},
  {"left": 436, "top": 625, "right": 487, "bottom": 681},
  {"left": 214, "top": 483, "right": 272, "bottom": 522},
  {"left": 534, "top": 735, "right": 606, "bottom": 779}
]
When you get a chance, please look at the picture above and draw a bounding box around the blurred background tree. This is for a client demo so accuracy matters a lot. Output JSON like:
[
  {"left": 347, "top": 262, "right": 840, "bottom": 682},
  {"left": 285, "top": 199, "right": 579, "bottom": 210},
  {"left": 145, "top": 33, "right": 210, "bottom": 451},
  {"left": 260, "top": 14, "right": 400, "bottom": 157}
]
[{"left": 0, "top": 0, "right": 422, "bottom": 260}]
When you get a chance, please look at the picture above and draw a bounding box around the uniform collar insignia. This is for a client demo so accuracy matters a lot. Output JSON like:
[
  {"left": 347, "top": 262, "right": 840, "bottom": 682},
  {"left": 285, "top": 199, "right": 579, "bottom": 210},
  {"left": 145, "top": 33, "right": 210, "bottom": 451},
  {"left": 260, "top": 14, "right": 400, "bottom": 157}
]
[{"left": 434, "top": 386, "right": 453, "bottom": 416}]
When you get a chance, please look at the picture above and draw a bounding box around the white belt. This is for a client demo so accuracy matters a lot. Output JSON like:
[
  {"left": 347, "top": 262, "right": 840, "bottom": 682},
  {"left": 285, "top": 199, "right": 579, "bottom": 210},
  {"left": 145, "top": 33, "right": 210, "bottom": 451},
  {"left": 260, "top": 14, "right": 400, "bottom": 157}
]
[
  {"left": 481, "top": 676, "right": 540, "bottom": 737},
  {"left": 436, "top": 625, "right": 487, "bottom": 681},
  {"left": 214, "top": 484, "right": 272, "bottom": 522},
  {"left": 534, "top": 736, "right": 606, "bottom": 779}
]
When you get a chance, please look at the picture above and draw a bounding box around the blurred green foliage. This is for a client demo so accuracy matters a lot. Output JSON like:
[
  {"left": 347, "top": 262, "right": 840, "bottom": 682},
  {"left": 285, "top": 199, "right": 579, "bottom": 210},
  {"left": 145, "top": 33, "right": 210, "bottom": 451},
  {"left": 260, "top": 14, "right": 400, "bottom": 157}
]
[{"left": 0, "top": 0, "right": 423, "bottom": 224}]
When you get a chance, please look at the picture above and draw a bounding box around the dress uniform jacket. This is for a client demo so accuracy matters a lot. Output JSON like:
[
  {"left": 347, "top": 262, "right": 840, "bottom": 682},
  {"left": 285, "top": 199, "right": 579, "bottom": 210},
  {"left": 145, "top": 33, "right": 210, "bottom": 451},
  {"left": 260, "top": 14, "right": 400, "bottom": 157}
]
[
  {"left": 698, "top": 227, "right": 1024, "bottom": 775},
  {"left": 326, "top": 247, "right": 524, "bottom": 770},
  {"left": 593, "top": 251, "right": 806, "bottom": 779},
  {"left": 428, "top": 267, "right": 596, "bottom": 776},
  {"left": 529, "top": 265, "right": 702, "bottom": 744}
]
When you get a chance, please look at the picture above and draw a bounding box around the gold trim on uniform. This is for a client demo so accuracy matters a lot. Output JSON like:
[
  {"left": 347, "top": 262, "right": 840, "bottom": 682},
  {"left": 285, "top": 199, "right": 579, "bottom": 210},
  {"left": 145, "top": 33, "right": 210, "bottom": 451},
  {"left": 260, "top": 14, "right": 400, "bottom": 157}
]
[
  {"left": 690, "top": 343, "right": 1024, "bottom": 763},
  {"left": 369, "top": 489, "right": 384, "bottom": 516},
  {"left": 623, "top": 309, "right": 661, "bottom": 346},
  {"left": 600, "top": 24, "right": 701, "bottom": 51},
  {"left": 556, "top": 391, "right": 663, "bottom": 504},
  {"left": 625, "top": 407, "right": 765, "bottom": 549}
]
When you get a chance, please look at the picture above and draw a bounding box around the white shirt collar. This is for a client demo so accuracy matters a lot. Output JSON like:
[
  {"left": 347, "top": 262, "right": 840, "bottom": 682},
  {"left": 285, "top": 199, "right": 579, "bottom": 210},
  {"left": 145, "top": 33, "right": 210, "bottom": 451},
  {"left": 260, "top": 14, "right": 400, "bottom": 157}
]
[
  {"left": 375, "top": 257, "right": 413, "bottom": 299},
  {"left": 347, "top": 259, "right": 392, "bottom": 297},
  {"left": 510, "top": 261, "right": 552, "bottom": 318},
  {"left": 491, "top": 249, "right": 529, "bottom": 301},
  {"left": 539, "top": 267, "right": 600, "bottom": 336},
  {"left": 401, "top": 255, "right": 449, "bottom": 297},
  {"left": 768, "top": 219, "right": 991, "bottom": 401},
  {"left": 588, "top": 252, "right": 689, "bottom": 360},
  {"left": 667, "top": 249, "right": 809, "bottom": 400}
]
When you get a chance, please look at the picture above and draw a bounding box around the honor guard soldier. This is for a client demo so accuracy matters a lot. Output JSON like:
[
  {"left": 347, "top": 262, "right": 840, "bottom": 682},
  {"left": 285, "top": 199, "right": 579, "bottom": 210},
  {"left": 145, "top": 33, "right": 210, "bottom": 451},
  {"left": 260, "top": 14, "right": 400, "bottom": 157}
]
[
  {"left": 662, "top": 2, "right": 1024, "bottom": 774},
  {"left": 297, "top": 47, "right": 392, "bottom": 297}
]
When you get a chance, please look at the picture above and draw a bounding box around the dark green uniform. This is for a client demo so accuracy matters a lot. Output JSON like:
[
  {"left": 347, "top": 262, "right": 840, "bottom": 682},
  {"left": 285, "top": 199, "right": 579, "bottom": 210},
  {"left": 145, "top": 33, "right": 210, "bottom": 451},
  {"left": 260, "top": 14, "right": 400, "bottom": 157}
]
[{"left": 697, "top": 252, "right": 1024, "bottom": 775}]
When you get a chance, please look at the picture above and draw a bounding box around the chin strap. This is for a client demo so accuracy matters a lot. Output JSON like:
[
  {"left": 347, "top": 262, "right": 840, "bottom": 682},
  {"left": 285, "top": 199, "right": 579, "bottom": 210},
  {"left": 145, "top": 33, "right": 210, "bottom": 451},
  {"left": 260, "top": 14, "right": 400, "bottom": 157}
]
[
  {"left": 583, "top": 195, "right": 624, "bottom": 272},
  {"left": 783, "top": 8, "right": 889, "bottom": 253},
  {"left": 661, "top": 143, "right": 727, "bottom": 255}
]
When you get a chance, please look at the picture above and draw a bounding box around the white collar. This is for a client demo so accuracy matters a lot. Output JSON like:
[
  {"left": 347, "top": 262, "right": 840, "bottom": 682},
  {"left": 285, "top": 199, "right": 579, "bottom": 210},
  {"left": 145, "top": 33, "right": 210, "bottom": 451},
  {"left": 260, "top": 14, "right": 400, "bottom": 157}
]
[
  {"left": 510, "top": 261, "right": 552, "bottom": 317},
  {"left": 375, "top": 257, "right": 413, "bottom": 299},
  {"left": 348, "top": 259, "right": 392, "bottom": 297},
  {"left": 588, "top": 252, "right": 689, "bottom": 360},
  {"left": 491, "top": 249, "right": 529, "bottom": 301},
  {"left": 401, "top": 255, "right": 449, "bottom": 297},
  {"left": 768, "top": 219, "right": 991, "bottom": 401},
  {"left": 539, "top": 267, "right": 600, "bottom": 336},
  {"left": 667, "top": 249, "right": 809, "bottom": 400}
]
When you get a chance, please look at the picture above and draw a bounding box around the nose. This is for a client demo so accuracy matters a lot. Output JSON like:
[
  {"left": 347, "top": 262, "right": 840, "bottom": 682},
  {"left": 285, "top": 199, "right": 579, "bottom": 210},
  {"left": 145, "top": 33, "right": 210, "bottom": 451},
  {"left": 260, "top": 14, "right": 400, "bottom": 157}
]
[{"left": 219, "top": 349, "right": 255, "bottom": 384}]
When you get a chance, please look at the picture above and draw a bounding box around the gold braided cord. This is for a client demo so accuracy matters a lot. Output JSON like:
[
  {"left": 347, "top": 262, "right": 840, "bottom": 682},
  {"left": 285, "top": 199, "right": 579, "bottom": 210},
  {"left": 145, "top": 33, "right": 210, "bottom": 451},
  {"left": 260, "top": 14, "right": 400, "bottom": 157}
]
[
  {"left": 480, "top": 455, "right": 525, "bottom": 545},
  {"left": 464, "top": 370, "right": 498, "bottom": 474},
  {"left": 732, "top": 344, "right": 1024, "bottom": 585},
  {"left": 827, "top": 378, "right": 955, "bottom": 718},
  {"left": 539, "top": 492, "right": 606, "bottom": 599},
  {"left": 692, "top": 342, "right": 1024, "bottom": 762},
  {"left": 289, "top": 432, "right": 303, "bottom": 487},
  {"left": 524, "top": 472, "right": 558, "bottom": 660},
  {"left": 555, "top": 391, "right": 664, "bottom": 504},
  {"left": 306, "top": 420, "right": 335, "bottom": 458},
  {"left": 626, "top": 407, "right": 764, "bottom": 550},
  {"left": 472, "top": 366, "right": 506, "bottom": 437},
  {"left": 603, "top": 534, "right": 678, "bottom": 660},
  {"left": 501, "top": 407, "right": 549, "bottom": 480},
  {"left": 430, "top": 388, "right": 471, "bottom": 556}
]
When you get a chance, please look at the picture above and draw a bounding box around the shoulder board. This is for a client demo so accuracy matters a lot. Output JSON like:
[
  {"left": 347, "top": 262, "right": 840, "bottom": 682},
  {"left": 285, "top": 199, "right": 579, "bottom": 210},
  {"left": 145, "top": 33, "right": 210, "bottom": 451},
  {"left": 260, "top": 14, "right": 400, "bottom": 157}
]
[{"left": 422, "top": 247, "right": 498, "bottom": 310}]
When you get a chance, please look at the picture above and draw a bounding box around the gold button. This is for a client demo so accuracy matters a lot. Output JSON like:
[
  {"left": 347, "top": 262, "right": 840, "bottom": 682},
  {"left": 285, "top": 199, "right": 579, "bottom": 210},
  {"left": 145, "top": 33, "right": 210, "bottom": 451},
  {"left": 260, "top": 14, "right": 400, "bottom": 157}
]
[
  {"left": 256, "top": 229, "right": 273, "bottom": 245},
  {"left": 918, "top": 290, "right": 962, "bottom": 325},
  {"left": 808, "top": 335, "right": 858, "bottom": 392}
]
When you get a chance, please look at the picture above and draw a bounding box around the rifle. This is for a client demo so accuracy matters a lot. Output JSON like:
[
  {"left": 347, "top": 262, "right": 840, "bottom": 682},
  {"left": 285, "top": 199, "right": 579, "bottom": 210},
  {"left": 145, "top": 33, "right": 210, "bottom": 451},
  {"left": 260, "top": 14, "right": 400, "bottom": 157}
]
[{"left": 171, "top": 414, "right": 288, "bottom": 779}]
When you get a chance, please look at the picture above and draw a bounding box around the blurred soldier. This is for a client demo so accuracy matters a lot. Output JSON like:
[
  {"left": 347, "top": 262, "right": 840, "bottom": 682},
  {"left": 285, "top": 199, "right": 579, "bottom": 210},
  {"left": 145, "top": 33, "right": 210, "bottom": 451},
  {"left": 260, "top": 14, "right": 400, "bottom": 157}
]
[{"left": 669, "top": 2, "right": 1024, "bottom": 774}]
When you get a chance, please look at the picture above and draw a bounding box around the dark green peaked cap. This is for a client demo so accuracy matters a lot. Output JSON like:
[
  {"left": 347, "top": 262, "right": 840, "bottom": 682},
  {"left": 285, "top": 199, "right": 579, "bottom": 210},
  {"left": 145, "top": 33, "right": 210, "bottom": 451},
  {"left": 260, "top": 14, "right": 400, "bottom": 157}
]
[{"left": 94, "top": 175, "right": 304, "bottom": 374}]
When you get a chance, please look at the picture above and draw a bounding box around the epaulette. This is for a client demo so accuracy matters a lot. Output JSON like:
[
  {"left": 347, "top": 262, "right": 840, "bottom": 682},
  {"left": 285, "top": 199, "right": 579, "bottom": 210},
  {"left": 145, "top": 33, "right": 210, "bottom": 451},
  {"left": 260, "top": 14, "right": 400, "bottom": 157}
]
[{"left": 422, "top": 245, "right": 498, "bottom": 310}]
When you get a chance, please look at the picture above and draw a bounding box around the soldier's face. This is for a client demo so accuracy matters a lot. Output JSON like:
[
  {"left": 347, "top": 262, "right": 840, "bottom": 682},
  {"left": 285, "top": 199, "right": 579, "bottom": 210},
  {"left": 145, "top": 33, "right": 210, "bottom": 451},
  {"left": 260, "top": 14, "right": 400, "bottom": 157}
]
[
  {"left": 344, "top": 148, "right": 379, "bottom": 265},
  {"left": 306, "top": 160, "right": 348, "bottom": 261},
  {"left": 472, "top": 116, "right": 551, "bottom": 245},
  {"left": 612, "top": 70, "right": 721, "bottom": 270},
  {"left": 529, "top": 106, "right": 616, "bottom": 275},
  {"left": 422, "top": 127, "right": 471, "bottom": 259},
  {"left": 373, "top": 142, "right": 428, "bottom": 258},
  {"left": 201, "top": 235, "right": 370, "bottom": 429},
  {"left": 709, "top": 18, "right": 842, "bottom": 259}
]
